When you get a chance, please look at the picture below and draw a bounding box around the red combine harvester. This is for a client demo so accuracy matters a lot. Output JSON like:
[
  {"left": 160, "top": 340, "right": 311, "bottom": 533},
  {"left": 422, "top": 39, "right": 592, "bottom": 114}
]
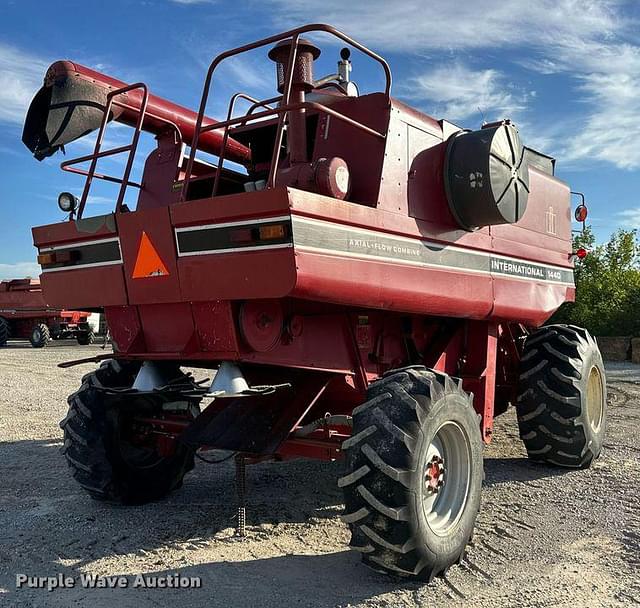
[
  {"left": 23, "top": 25, "right": 606, "bottom": 581},
  {"left": 0, "top": 279, "right": 95, "bottom": 347}
]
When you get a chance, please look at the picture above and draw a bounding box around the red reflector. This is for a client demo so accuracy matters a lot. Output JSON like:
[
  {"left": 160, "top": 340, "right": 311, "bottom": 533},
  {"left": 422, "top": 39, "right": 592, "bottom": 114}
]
[
  {"left": 576, "top": 247, "right": 588, "bottom": 259},
  {"left": 575, "top": 205, "right": 588, "bottom": 223},
  {"left": 229, "top": 228, "right": 253, "bottom": 244}
]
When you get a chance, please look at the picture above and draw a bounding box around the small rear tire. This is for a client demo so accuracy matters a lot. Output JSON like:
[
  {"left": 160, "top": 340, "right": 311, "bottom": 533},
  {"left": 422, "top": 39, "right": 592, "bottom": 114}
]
[
  {"left": 341, "top": 366, "right": 483, "bottom": 581},
  {"left": 517, "top": 324, "right": 607, "bottom": 468},
  {"left": 30, "top": 323, "right": 50, "bottom": 348},
  {"left": 77, "top": 330, "right": 95, "bottom": 345},
  {"left": 60, "top": 359, "right": 198, "bottom": 504},
  {"left": 0, "top": 317, "right": 8, "bottom": 346}
]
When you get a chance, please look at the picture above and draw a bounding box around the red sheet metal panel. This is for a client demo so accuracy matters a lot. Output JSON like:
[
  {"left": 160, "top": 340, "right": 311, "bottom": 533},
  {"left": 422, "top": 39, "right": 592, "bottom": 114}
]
[
  {"left": 137, "top": 302, "right": 195, "bottom": 353},
  {"left": 32, "top": 214, "right": 118, "bottom": 248},
  {"left": 490, "top": 168, "right": 573, "bottom": 268},
  {"left": 171, "top": 189, "right": 297, "bottom": 302},
  {"left": 117, "top": 206, "right": 181, "bottom": 305},
  {"left": 178, "top": 248, "right": 297, "bottom": 302},
  {"left": 170, "top": 188, "right": 291, "bottom": 227},
  {"left": 32, "top": 214, "right": 128, "bottom": 308},
  {"left": 105, "top": 305, "right": 143, "bottom": 353},
  {"left": 191, "top": 301, "right": 239, "bottom": 353},
  {"left": 492, "top": 278, "right": 575, "bottom": 326},
  {"left": 0, "top": 281, "right": 47, "bottom": 314},
  {"left": 292, "top": 249, "right": 494, "bottom": 319},
  {"left": 40, "top": 266, "right": 128, "bottom": 309}
]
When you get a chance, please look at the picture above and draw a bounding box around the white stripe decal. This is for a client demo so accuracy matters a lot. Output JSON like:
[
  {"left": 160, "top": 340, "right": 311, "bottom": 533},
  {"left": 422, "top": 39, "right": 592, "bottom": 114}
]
[
  {"left": 173, "top": 214, "right": 574, "bottom": 286},
  {"left": 177, "top": 243, "right": 293, "bottom": 257},
  {"left": 291, "top": 216, "right": 574, "bottom": 286},
  {"left": 41, "top": 259, "right": 123, "bottom": 273},
  {"left": 296, "top": 244, "right": 572, "bottom": 285}
]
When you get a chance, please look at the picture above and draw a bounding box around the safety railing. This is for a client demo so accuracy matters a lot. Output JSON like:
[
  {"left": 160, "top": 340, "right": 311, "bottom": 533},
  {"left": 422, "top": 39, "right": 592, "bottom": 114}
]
[
  {"left": 60, "top": 83, "right": 149, "bottom": 218},
  {"left": 60, "top": 83, "right": 183, "bottom": 219},
  {"left": 211, "top": 92, "right": 276, "bottom": 196},
  {"left": 181, "top": 23, "right": 392, "bottom": 202}
]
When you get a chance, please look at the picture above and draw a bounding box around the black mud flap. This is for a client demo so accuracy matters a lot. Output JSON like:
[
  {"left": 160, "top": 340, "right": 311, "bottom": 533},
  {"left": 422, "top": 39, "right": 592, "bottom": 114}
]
[{"left": 179, "top": 373, "right": 332, "bottom": 455}]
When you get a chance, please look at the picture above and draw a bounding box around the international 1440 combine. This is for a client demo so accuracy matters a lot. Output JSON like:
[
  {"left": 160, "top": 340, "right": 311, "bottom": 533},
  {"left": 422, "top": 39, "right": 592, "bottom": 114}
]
[
  {"left": 22, "top": 24, "right": 606, "bottom": 581},
  {"left": 0, "top": 279, "right": 95, "bottom": 347}
]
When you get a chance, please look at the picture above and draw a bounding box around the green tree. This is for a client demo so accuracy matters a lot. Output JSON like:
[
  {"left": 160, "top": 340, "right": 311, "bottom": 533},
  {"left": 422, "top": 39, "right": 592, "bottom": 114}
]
[{"left": 552, "top": 227, "right": 640, "bottom": 336}]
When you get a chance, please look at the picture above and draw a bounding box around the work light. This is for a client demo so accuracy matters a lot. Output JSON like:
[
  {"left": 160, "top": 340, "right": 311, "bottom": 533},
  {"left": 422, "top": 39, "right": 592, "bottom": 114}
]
[{"left": 57, "top": 192, "right": 78, "bottom": 213}]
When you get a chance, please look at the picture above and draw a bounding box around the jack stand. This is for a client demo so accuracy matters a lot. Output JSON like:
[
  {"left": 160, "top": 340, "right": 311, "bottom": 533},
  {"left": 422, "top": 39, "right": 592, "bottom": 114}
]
[{"left": 235, "top": 454, "right": 247, "bottom": 537}]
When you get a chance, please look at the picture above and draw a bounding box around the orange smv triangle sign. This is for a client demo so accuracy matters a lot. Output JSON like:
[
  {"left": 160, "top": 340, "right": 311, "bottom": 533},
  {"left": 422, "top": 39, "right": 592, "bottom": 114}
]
[{"left": 132, "top": 232, "right": 169, "bottom": 279}]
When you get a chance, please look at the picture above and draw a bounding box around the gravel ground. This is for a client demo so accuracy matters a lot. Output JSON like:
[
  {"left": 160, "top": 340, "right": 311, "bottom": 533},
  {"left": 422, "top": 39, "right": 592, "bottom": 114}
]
[{"left": 0, "top": 342, "right": 639, "bottom": 607}]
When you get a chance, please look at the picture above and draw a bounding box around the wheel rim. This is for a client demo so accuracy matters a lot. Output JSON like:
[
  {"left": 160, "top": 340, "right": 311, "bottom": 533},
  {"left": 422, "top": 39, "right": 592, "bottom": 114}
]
[
  {"left": 33, "top": 329, "right": 41, "bottom": 341},
  {"left": 421, "top": 421, "right": 471, "bottom": 536},
  {"left": 586, "top": 365, "right": 604, "bottom": 432}
]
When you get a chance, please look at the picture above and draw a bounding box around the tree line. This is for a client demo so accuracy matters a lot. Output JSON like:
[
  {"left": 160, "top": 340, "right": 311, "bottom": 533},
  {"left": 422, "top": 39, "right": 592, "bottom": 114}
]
[{"left": 552, "top": 227, "right": 640, "bottom": 336}]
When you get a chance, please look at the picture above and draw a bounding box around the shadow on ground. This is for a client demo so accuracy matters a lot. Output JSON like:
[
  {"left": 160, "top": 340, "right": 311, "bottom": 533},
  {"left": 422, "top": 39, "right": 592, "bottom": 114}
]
[
  {"left": 0, "top": 434, "right": 578, "bottom": 608},
  {"left": 483, "top": 457, "right": 570, "bottom": 487},
  {"left": 2, "top": 339, "right": 106, "bottom": 350}
]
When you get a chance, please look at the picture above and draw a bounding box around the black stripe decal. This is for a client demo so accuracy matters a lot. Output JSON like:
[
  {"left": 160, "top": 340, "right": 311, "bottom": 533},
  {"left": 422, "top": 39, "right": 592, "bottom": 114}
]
[
  {"left": 172, "top": 215, "right": 573, "bottom": 285},
  {"left": 41, "top": 240, "right": 122, "bottom": 271},
  {"left": 176, "top": 219, "right": 292, "bottom": 255},
  {"left": 291, "top": 216, "right": 574, "bottom": 285}
]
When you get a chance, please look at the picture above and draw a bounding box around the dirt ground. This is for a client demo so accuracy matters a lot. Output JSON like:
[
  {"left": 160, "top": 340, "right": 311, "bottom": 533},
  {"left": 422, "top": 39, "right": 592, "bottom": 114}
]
[{"left": 0, "top": 341, "right": 639, "bottom": 608}]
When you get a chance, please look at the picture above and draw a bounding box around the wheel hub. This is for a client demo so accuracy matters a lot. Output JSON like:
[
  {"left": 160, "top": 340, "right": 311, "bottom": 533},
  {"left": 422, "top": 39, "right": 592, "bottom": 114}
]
[
  {"left": 586, "top": 365, "right": 604, "bottom": 432},
  {"left": 425, "top": 455, "right": 445, "bottom": 494},
  {"left": 421, "top": 421, "right": 472, "bottom": 536}
]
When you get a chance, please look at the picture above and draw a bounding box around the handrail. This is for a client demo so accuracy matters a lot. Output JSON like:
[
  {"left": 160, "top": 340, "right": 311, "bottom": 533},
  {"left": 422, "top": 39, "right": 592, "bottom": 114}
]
[
  {"left": 80, "top": 83, "right": 148, "bottom": 217},
  {"left": 60, "top": 83, "right": 184, "bottom": 218},
  {"left": 181, "top": 23, "right": 392, "bottom": 201},
  {"left": 61, "top": 166, "right": 142, "bottom": 189},
  {"left": 243, "top": 95, "right": 281, "bottom": 122},
  {"left": 201, "top": 101, "right": 386, "bottom": 140},
  {"left": 211, "top": 92, "right": 274, "bottom": 197}
]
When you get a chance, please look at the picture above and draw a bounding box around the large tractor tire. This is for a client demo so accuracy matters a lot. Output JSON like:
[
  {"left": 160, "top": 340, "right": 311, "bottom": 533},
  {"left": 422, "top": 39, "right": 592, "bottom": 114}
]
[
  {"left": 60, "top": 359, "right": 197, "bottom": 504},
  {"left": 340, "top": 366, "right": 483, "bottom": 581},
  {"left": 30, "top": 323, "right": 50, "bottom": 348},
  {"left": 0, "top": 317, "right": 9, "bottom": 346},
  {"left": 517, "top": 324, "right": 606, "bottom": 468},
  {"left": 77, "top": 330, "right": 95, "bottom": 345}
]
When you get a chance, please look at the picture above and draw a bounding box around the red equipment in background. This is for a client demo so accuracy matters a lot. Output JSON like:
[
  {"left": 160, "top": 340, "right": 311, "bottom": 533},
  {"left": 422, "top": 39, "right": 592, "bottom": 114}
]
[
  {"left": 23, "top": 24, "right": 606, "bottom": 582},
  {"left": 0, "top": 279, "right": 95, "bottom": 347}
]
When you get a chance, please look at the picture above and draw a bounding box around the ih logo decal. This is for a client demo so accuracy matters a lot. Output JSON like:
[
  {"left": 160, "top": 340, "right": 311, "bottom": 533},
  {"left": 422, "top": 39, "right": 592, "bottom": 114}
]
[
  {"left": 545, "top": 206, "right": 557, "bottom": 235},
  {"left": 132, "top": 232, "right": 169, "bottom": 278}
]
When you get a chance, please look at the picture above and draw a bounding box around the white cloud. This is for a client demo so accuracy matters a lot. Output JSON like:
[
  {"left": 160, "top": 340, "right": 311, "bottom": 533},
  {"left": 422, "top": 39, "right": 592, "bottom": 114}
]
[
  {"left": 263, "top": 0, "right": 639, "bottom": 170},
  {"left": 406, "top": 63, "right": 529, "bottom": 122},
  {"left": 0, "top": 43, "right": 48, "bottom": 125},
  {"left": 265, "top": 0, "right": 623, "bottom": 52},
  {"left": 0, "top": 262, "right": 40, "bottom": 280},
  {"left": 554, "top": 41, "right": 640, "bottom": 169},
  {"left": 617, "top": 209, "right": 640, "bottom": 227},
  {"left": 222, "top": 55, "right": 274, "bottom": 99}
]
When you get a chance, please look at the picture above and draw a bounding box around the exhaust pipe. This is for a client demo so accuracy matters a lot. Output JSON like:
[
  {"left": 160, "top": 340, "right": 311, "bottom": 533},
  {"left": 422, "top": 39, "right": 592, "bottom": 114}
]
[{"left": 22, "top": 61, "right": 251, "bottom": 164}]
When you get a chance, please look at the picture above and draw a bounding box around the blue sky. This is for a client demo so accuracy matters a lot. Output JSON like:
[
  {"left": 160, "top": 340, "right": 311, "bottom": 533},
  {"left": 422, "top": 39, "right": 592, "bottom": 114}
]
[{"left": 0, "top": 0, "right": 639, "bottom": 278}]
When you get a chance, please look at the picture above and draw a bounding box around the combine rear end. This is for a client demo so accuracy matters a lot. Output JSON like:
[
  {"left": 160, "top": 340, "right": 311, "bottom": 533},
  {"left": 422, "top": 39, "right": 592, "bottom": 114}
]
[
  {"left": 0, "top": 279, "right": 95, "bottom": 347},
  {"left": 23, "top": 24, "right": 606, "bottom": 581}
]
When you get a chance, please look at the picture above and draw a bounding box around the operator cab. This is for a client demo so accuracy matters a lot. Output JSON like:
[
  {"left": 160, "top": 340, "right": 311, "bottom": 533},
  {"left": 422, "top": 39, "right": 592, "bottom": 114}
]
[{"left": 180, "top": 38, "right": 369, "bottom": 205}]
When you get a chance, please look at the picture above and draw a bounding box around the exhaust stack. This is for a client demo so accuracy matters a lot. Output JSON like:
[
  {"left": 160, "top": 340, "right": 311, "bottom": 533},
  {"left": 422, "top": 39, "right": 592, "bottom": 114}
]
[{"left": 22, "top": 61, "right": 251, "bottom": 164}]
